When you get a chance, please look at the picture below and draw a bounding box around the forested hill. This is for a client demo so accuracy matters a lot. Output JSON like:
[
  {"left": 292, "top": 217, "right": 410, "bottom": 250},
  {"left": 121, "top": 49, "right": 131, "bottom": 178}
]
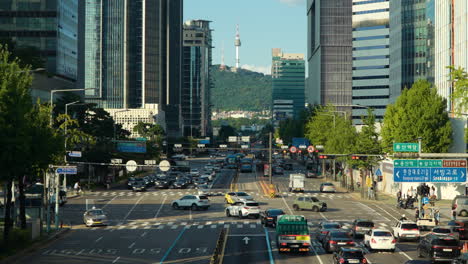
[{"left": 210, "top": 65, "right": 272, "bottom": 111}]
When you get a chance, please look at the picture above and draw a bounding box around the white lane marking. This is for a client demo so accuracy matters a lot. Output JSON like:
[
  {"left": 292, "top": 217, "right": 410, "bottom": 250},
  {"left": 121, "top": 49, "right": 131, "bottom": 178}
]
[
  {"left": 154, "top": 196, "right": 167, "bottom": 219},
  {"left": 373, "top": 203, "right": 399, "bottom": 221},
  {"left": 228, "top": 234, "right": 266, "bottom": 237},
  {"left": 357, "top": 202, "right": 390, "bottom": 221},
  {"left": 95, "top": 236, "right": 103, "bottom": 243},
  {"left": 128, "top": 242, "right": 135, "bottom": 249},
  {"left": 141, "top": 232, "right": 147, "bottom": 237},
  {"left": 396, "top": 247, "right": 413, "bottom": 260},
  {"left": 122, "top": 195, "right": 144, "bottom": 221},
  {"left": 102, "top": 195, "right": 118, "bottom": 209},
  {"left": 319, "top": 212, "right": 328, "bottom": 221},
  {"left": 207, "top": 221, "right": 213, "bottom": 225},
  {"left": 75, "top": 249, "right": 85, "bottom": 255},
  {"left": 112, "top": 256, "right": 120, "bottom": 263},
  {"left": 281, "top": 195, "right": 293, "bottom": 214}
]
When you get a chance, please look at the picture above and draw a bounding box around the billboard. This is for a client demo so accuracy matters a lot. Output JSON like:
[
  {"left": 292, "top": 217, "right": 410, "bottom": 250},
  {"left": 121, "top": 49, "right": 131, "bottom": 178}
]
[{"left": 116, "top": 141, "right": 147, "bottom": 153}]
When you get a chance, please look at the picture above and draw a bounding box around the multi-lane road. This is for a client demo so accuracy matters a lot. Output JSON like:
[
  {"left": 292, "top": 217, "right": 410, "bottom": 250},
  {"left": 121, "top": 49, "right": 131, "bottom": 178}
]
[{"left": 13, "top": 158, "right": 447, "bottom": 264}]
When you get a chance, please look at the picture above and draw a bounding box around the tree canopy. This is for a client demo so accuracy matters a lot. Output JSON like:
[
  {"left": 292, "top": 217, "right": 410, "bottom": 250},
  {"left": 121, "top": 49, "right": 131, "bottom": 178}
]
[{"left": 381, "top": 80, "right": 453, "bottom": 153}]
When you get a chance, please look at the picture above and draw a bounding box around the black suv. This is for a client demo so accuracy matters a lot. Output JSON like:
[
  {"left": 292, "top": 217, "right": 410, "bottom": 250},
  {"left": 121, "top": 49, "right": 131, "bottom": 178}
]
[
  {"left": 332, "top": 247, "right": 367, "bottom": 264},
  {"left": 417, "top": 234, "right": 461, "bottom": 262}
]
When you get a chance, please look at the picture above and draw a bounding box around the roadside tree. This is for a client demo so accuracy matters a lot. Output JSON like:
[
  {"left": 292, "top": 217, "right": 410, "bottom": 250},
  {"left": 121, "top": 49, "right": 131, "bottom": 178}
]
[{"left": 381, "top": 80, "right": 453, "bottom": 153}]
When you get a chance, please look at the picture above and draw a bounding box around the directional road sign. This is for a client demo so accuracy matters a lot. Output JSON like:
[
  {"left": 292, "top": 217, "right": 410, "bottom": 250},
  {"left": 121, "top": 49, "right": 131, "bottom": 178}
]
[
  {"left": 394, "top": 159, "right": 467, "bottom": 182},
  {"left": 375, "top": 168, "right": 382, "bottom": 177},
  {"left": 219, "top": 144, "right": 228, "bottom": 148},
  {"left": 67, "top": 151, "right": 82, "bottom": 158},
  {"left": 56, "top": 166, "right": 77, "bottom": 174},
  {"left": 281, "top": 145, "right": 289, "bottom": 150},
  {"left": 393, "top": 143, "right": 419, "bottom": 152}
]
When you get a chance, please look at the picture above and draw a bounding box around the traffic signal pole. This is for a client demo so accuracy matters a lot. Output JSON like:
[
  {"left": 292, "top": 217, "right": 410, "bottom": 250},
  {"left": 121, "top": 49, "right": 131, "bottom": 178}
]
[{"left": 269, "top": 132, "right": 272, "bottom": 184}]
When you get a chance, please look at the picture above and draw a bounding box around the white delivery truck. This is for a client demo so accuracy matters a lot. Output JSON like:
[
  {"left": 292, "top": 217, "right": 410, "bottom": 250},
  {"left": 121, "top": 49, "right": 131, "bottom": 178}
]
[{"left": 289, "top": 173, "right": 305, "bottom": 193}]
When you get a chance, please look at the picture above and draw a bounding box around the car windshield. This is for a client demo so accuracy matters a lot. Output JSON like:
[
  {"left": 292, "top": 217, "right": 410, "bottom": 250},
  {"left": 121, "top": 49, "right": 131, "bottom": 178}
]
[
  {"left": 342, "top": 251, "right": 364, "bottom": 258},
  {"left": 324, "top": 223, "right": 341, "bottom": 229},
  {"left": 246, "top": 202, "right": 259, "bottom": 207},
  {"left": 89, "top": 210, "right": 104, "bottom": 216},
  {"left": 357, "top": 222, "right": 374, "bottom": 227},
  {"left": 311, "top": 197, "right": 319, "bottom": 202},
  {"left": 435, "top": 238, "right": 459, "bottom": 246},
  {"left": 433, "top": 228, "right": 451, "bottom": 234},
  {"left": 198, "top": 185, "right": 208, "bottom": 188},
  {"left": 324, "top": 183, "right": 333, "bottom": 186},
  {"left": 401, "top": 224, "right": 418, "bottom": 229},
  {"left": 268, "top": 209, "right": 284, "bottom": 216},
  {"left": 331, "top": 232, "right": 350, "bottom": 238},
  {"left": 134, "top": 178, "right": 144, "bottom": 182},
  {"left": 374, "top": 231, "right": 392, "bottom": 237},
  {"left": 237, "top": 192, "right": 248, "bottom": 196}
]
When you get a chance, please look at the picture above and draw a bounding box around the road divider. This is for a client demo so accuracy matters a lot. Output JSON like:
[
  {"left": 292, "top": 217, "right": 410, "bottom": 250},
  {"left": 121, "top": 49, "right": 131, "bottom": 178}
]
[
  {"left": 258, "top": 179, "right": 278, "bottom": 198},
  {"left": 210, "top": 227, "right": 228, "bottom": 264}
]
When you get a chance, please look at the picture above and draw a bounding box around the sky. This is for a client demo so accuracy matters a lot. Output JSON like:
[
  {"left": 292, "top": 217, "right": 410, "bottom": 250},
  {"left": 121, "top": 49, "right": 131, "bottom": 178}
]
[{"left": 184, "top": 0, "right": 307, "bottom": 75}]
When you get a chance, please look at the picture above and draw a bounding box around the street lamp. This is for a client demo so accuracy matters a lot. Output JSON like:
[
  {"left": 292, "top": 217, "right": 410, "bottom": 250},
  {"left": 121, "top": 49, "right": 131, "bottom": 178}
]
[
  {"left": 113, "top": 109, "right": 130, "bottom": 141},
  {"left": 64, "top": 101, "right": 80, "bottom": 163},
  {"left": 49, "top": 88, "right": 93, "bottom": 126}
]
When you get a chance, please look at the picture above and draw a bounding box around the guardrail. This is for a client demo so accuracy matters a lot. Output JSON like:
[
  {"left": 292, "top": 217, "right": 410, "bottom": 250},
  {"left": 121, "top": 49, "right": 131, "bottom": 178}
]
[{"left": 210, "top": 227, "right": 228, "bottom": 264}]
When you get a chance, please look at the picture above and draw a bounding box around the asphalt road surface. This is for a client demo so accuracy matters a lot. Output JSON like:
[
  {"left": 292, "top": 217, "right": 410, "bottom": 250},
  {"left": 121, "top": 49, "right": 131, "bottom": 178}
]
[{"left": 13, "top": 158, "right": 459, "bottom": 264}]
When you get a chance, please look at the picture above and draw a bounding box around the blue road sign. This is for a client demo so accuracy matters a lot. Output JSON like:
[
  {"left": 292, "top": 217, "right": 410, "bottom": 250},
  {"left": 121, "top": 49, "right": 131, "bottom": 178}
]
[
  {"left": 422, "top": 197, "right": 429, "bottom": 205},
  {"left": 394, "top": 167, "right": 466, "bottom": 182},
  {"left": 375, "top": 168, "right": 382, "bottom": 177},
  {"left": 56, "top": 166, "right": 77, "bottom": 174}
]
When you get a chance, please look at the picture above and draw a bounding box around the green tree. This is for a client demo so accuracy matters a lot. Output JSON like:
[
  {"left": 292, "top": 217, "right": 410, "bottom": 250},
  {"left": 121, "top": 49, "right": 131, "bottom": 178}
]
[
  {"left": 218, "top": 125, "right": 237, "bottom": 142},
  {"left": 448, "top": 66, "right": 468, "bottom": 115},
  {"left": 381, "top": 80, "right": 453, "bottom": 153}
]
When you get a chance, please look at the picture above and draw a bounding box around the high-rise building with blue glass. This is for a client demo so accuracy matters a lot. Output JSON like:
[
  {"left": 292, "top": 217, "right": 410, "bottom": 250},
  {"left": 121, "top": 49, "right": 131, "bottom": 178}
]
[
  {"left": 271, "top": 48, "right": 305, "bottom": 122},
  {"left": 78, "top": 0, "right": 183, "bottom": 136},
  {"left": 351, "top": 0, "right": 390, "bottom": 124},
  {"left": 57, "top": 0, "right": 77, "bottom": 80}
]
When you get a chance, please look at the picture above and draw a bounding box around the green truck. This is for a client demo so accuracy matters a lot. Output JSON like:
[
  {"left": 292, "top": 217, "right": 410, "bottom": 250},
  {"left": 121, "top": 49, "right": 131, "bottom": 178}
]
[{"left": 276, "top": 215, "right": 311, "bottom": 253}]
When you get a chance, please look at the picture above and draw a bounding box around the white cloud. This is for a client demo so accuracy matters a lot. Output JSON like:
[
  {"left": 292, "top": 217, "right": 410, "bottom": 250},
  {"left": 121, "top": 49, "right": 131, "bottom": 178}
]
[
  {"left": 279, "top": 0, "right": 305, "bottom": 6},
  {"left": 241, "top": 64, "right": 272, "bottom": 75}
]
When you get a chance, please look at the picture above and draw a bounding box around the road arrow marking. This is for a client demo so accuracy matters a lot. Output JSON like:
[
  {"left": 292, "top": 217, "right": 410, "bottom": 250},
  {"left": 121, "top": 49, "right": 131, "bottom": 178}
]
[{"left": 243, "top": 237, "right": 250, "bottom": 245}]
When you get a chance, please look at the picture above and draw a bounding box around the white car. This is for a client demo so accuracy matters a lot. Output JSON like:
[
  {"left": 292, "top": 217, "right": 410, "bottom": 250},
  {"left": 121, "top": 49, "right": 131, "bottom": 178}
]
[
  {"left": 197, "top": 184, "right": 212, "bottom": 196},
  {"left": 320, "top": 183, "right": 336, "bottom": 193},
  {"left": 225, "top": 201, "right": 260, "bottom": 219},
  {"left": 364, "top": 229, "right": 396, "bottom": 252},
  {"left": 392, "top": 220, "right": 420, "bottom": 241},
  {"left": 172, "top": 195, "right": 210, "bottom": 210}
]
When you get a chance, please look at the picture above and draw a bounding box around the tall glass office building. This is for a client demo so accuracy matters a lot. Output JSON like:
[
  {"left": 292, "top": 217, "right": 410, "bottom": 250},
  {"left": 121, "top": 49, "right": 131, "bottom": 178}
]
[
  {"left": 78, "top": 0, "right": 183, "bottom": 135},
  {"left": 57, "top": 0, "right": 77, "bottom": 80},
  {"left": 0, "top": 0, "right": 57, "bottom": 73},
  {"left": 306, "top": 0, "right": 353, "bottom": 109},
  {"left": 351, "top": 0, "right": 390, "bottom": 124},
  {"left": 271, "top": 48, "right": 305, "bottom": 121},
  {"left": 389, "top": 0, "right": 431, "bottom": 102},
  {"left": 182, "top": 20, "right": 212, "bottom": 138}
]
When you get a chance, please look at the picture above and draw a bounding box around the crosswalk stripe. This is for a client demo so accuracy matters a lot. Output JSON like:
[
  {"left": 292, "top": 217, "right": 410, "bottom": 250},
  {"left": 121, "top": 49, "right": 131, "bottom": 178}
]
[
  {"left": 237, "top": 224, "right": 243, "bottom": 228},
  {"left": 224, "top": 224, "right": 230, "bottom": 228},
  {"left": 250, "top": 224, "right": 256, "bottom": 228},
  {"left": 211, "top": 225, "right": 217, "bottom": 229},
  {"left": 171, "top": 225, "right": 178, "bottom": 229},
  {"left": 157, "top": 225, "right": 164, "bottom": 229},
  {"left": 197, "top": 225, "right": 204, "bottom": 229}
]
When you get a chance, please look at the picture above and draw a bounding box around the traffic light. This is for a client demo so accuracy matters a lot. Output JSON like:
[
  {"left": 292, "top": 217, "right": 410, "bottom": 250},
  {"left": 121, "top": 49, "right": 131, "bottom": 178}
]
[
  {"left": 351, "top": 156, "right": 360, "bottom": 160},
  {"left": 319, "top": 155, "right": 328, "bottom": 159}
]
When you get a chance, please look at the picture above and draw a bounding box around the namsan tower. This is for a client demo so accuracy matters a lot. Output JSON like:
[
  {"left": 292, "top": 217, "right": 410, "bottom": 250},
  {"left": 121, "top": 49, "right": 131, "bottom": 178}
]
[{"left": 234, "top": 24, "right": 241, "bottom": 70}]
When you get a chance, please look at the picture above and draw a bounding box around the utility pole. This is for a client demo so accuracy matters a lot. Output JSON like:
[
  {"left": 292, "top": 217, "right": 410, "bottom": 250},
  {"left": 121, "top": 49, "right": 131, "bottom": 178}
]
[
  {"left": 269, "top": 132, "right": 272, "bottom": 184},
  {"left": 55, "top": 172, "right": 60, "bottom": 229},
  {"left": 418, "top": 137, "right": 422, "bottom": 219}
]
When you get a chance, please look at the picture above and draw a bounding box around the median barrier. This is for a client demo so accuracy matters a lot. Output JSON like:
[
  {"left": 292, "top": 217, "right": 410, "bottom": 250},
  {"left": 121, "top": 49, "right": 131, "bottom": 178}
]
[{"left": 210, "top": 227, "right": 228, "bottom": 264}]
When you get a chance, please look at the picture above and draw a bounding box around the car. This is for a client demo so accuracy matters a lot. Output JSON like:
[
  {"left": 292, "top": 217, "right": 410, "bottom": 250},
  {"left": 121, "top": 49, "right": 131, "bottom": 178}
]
[
  {"left": 392, "top": 220, "right": 420, "bottom": 241},
  {"left": 132, "top": 180, "right": 147, "bottom": 192},
  {"left": 320, "top": 182, "right": 336, "bottom": 193},
  {"left": 431, "top": 226, "right": 460, "bottom": 240},
  {"left": 452, "top": 196, "right": 468, "bottom": 217},
  {"left": 417, "top": 234, "right": 461, "bottom": 262},
  {"left": 351, "top": 219, "right": 375, "bottom": 238},
  {"left": 283, "top": 163, "right": 293, "bottom": 171},
  {"left": 448, "top": 220, "right": 468, "bottom": 240},
  {"left": 332, "top": 247, "right": 368, "bottom": 264},
  {"left": 171, "top": 195, "right": 210, "bottom": 210},
  {"left": 83, "top": 208, "right": 108, "bottom": 227},
  {"left": 171, "top": 180, "right": 188, "bottom": 189},
  {"left": 240, "top": 164, "right": 253, "bottom": 173},
  {"left": 193, "top": 177, "right": 208, "bottom": 186},
  {"left": 190, "top": 169, "right": 200, "bottom": 177},
  {"left": 127, "top": 177, "right": 136, "bottom": 189},
  {"left": 273, "top": 166, "right": 284, "bottom": 175},
  {"left": 322, "top": 230, "right": 355, "bottom": 253},
  {"left": 225, "top": 191, "right": 254, "bottom": 204},
  {"left": 318, "top": 228, "right": 342, "bottom": 244},
  {"left": 154, "top": 177, "right": 173, "bottom": 189},
  {"left": 320, "top": 221, "right": 342, "bottom": 230},
  {"left": 197, "top": 184, "right": 212, "bottom": 196},
  {"left": 364, "top": 229, "right": 396, "bottom": 252},
  {"left": 292, "top": 196, "right": 327, "bottom": 212},
  {"left": 226, "top": 201, "right": 260, "bottom": 219},
  {"left": 306, "top": 170, "right": 319, "bottom": 178},
  {"left": 260, "top": 209, "right": 285, "bottom": 227}
]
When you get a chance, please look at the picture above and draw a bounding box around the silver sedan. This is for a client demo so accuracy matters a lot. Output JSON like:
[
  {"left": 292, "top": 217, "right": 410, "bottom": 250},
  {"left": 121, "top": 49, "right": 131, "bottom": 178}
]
[{"left": 83, "top": 208, "right": 108, "bottom": 227}]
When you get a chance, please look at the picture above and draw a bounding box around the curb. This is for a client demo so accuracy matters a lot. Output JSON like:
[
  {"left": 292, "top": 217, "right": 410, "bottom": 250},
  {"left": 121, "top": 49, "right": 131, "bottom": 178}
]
[{"left": 0, "top": 228, "right": 71, "bottom": 264}]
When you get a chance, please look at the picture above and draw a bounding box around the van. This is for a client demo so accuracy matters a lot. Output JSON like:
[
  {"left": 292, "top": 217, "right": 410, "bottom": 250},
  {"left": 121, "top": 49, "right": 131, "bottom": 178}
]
[{"left": 452, "top": 196, "right": 468, "bottom": 217}]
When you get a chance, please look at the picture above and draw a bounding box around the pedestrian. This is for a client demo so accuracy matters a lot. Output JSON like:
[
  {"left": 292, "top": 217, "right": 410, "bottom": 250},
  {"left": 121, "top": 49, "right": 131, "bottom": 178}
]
[
  {"left": 407, "top": 188, "right": 412, "bottom": 200},
  {"left": 400, "top": 214, "right": 408, "bottom": 221},
  {"left": 452, "top": 206, "right": 457, "bottom": 220},
  {"left": 397, "top": 190, "right": 402, "bottom": 202},
  {"left": 74, "top": 181, "right": 81, "bottom": 195},
  {"left": 415, "top": 208, "right": 420, "bottom": 221},
  {"left": 429, "top": 185, "right": 435, "bottom": 197},
  {"left": 435, "top": 210, "right": 440, "bottom": 226}
]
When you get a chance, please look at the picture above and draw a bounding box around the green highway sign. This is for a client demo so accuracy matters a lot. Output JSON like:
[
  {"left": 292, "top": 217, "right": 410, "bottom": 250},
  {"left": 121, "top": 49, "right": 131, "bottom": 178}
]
[
  {"left": 393, "top": 143, "right": 419, "bottom": 152},
  {"left": 394, "top": 159, "right": 443, "bottom": 168}
]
